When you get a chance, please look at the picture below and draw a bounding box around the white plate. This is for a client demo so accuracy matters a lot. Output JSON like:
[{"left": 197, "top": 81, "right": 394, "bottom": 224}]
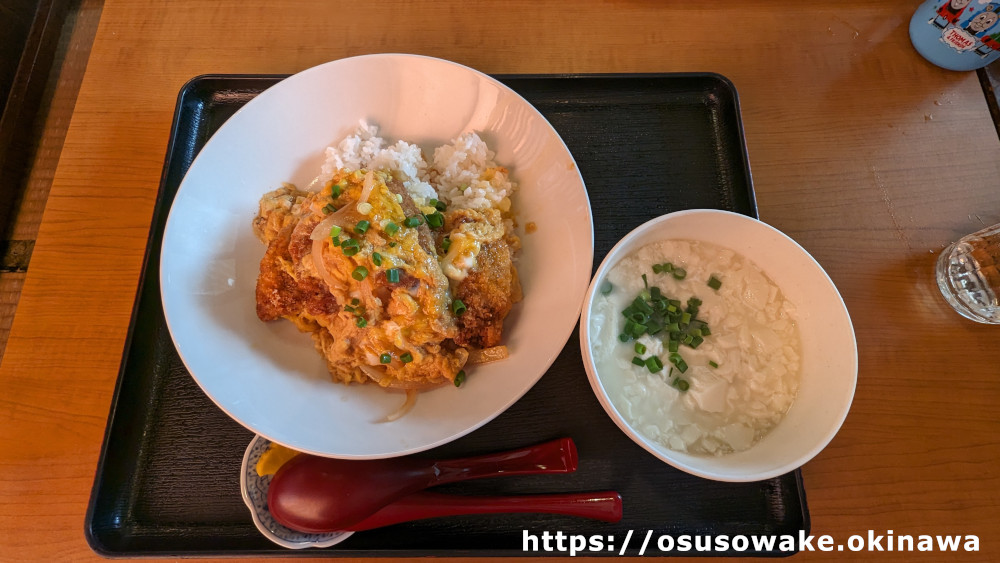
[{"left": 160, "top": 54, "right": 593, "bottom": 458}]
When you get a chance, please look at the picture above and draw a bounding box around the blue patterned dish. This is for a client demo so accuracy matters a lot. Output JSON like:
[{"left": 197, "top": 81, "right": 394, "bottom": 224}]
[{"left": 240, "top": 435, "right": 354, "bottom": 549}]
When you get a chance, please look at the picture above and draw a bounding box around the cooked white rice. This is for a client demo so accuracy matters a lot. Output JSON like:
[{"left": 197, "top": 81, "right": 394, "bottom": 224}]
[{"left": 318, "top": 120, "right": 515, "bottom": 212}]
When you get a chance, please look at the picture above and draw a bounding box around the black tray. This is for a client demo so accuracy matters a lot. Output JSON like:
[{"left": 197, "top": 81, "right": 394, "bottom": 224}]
[{"left": 86, "top": 73, "right": 807, "bottom": 557}]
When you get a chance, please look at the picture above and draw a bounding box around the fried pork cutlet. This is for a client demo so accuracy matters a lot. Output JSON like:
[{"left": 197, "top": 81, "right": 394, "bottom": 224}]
[
  {"left": 254, "top": 171, "right": 469, "bottom": 389},
  {"left": 439, "top": 207, "right": 522, "bottom": 348},
  {"left": 453, "top": 239, "right": 517, "bottom": 348},
  {"left": 256, "top": 224, "right": 339, "bottom": 322}
]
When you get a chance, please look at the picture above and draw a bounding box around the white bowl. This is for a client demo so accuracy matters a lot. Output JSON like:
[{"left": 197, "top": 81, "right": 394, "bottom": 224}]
[
  {"left": 159, "top": 54, "right": 593, "bottom": 458},
  {"left": 579, "top": 209, "right": 857, "bottom": 482}
]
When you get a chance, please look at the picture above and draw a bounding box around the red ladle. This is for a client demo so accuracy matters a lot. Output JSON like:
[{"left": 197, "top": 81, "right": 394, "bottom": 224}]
[
  {"left": 268, "top": 437, "right": 578, "bottom": 533},
  {"left": 345, "top": 490, "right": 623, "bottom": 531}
]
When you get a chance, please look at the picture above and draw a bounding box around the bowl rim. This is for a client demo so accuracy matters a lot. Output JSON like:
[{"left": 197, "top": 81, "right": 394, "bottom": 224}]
[{"left": 579, "top": 208, "right": 857, "bottom": 482}]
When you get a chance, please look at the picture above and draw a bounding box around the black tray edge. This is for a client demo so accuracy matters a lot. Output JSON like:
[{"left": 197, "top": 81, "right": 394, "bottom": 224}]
[{"left": 83, "top": 75, "right": 199, "bottom": 558}]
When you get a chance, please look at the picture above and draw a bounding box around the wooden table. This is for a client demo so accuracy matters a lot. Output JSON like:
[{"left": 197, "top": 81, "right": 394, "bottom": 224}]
[{"left": 1, "top": 1, "right": 997, "bottom": 560}]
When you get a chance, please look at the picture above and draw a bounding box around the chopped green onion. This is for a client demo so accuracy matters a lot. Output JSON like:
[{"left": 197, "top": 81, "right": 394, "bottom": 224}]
[
  {"left": 709, "top": 360, "right": 719, "bottom": 368},
  {"left": 673, "top": 378, "right": 690, "bottom": 391},
  {"left": 355, "top": 317, "right": 367, "bottom": 328},
  {"left": 708, "top": 275, "right": 722, "bottom": 290},
  {"left": 352, "top": 266, "right": 369, "bottom": 281},
  {"left": 441, "top": 237, "right": 451, "bottom": 253},
  {"left": 642, "top": 273, "right": 648, "bottom": 288},
  {"left": 343, "top": 305, "right": 356, "bottom": 313},
  {"left": 330, "top": 183, "right": 342, "bottom": 198},
  {"left": 689, "top": 335, "right": 704, "bottom": 349},
  {"left": 619, "top": 333, "right": 630, "bottom": 342},
  {"left": 454, "top": 370, "right": 466, "bottom": 386},
  {"left": 628, "top": 320, "right": 647, "bottom": 338},
  {"left": 389, "top": 242, "right": 397, "bottom": 247},
  {"left": 386, "top": 268, "right": 400, "bottom": 283},
  {"left": 380, "top": 353, "right": 392, "bottom": 364},
  {"left": 632, "top": 356, "right": 646, "bottom": 367},
  {"left": 350, "top": 298, "right": 360, "bottom": 306},
  {"left": 645, "top": 355, "right": 664, "bottom": 373},
  {"left": 680, "top": 311, "right": 692, "bottom": 325},
  {"left": 452, "top": 299, "right": 467, "bottom": 316},
  {"left": 403, "top": 216, "right": 423, "bottom": 228},
  {"left": 600, "top": 281, "right": 613, "bottom": 295},
  {"left": 329, "top": 225, "right": 342, "bottom": 238},
  {"left": 661, "top": 262, "right": 674, "bottom": 273},
  {"left": 322, "top": 203, "right": 337, "bottom": 214},
  {"left": 331, "top": 237, "right": 342, "bottom": 247},
  {"left": 668, "top": 339, "right": 679, "bottom": 353},
  {"left": 354, "top": 220, "right": 370, "bottom": 234},
  {"left": 400, "top": 352, "right": 413, "bottom": 363},
  {"left": 672, "top": 267, "right": 687, "bottom": 280},
  {"left": 372, "top": 252, "right": 383, "bottom": 266},
  {"left": 425, "top": 211, "right": 445, "bottom": 228},
  {"left": 652, "top": 264, "right": 663, "bottom": 274},
  {"left": 675, "top": 360, "right": 688, "bottom": 373},
  {"left": 341, "top": 238, "right": 359, "bottom": 256},
  {"left": 434, "top": 199, "right": 447, "bottom": 212},
  {"left": 384, "top": 221, "right": 400, "bottom": 236},
  {"left": 632, "top": 297, "right": 654, "bottom": 315},
  {"left": 700, "top": 325, "right": 712, "bottom": 336},
  {"left": 634, "top": 342, "right": 647, "bottom": 355}
]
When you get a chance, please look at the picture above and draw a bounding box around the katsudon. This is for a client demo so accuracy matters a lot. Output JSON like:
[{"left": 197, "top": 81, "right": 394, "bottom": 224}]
[{"left": 253, "top": 123, "right": 521, "bottom": 411}]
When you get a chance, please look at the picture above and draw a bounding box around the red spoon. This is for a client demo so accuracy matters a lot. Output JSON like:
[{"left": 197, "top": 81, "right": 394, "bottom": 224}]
[
  {"left": 344, "top": 490, "right": 623, "bottom": 531},
  {"left": 268, "top": 437, "right": 578, "bottom": 533}
]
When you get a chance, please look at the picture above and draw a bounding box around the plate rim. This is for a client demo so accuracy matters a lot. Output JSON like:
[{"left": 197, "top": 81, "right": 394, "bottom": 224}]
[{"left": 158, "top": 53, "right": 595, "bottom": 459}]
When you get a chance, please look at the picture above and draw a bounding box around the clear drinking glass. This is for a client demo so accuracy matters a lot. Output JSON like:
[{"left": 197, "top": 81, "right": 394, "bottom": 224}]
[{"left": 936, "top": 223, "right": 1000, "bottom": 324}]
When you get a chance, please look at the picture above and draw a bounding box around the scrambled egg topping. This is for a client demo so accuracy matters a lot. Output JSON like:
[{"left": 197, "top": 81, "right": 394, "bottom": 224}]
[{"left": 254, "top": 168, "right": 519, "bottom": 390}]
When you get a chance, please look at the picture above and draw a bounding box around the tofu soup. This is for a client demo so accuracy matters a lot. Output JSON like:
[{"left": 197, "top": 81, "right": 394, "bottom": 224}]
[{"left": 589, "top": 239, "right": 801, "bottom": 455}]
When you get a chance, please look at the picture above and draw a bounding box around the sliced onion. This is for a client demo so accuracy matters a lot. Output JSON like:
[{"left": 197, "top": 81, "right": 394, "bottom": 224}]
[
  {"left": 359, "top": 364, "right": 387, "bottom": 383},
  {"left": 468, "top": 345, "right": 509, "bottom": 365},
  {"left": 311, "top": 238, "right": 343, "bottom": 293},
  {"left": 304, "top": 175, "right": 324, "bottom": 192},
  {"left": 310, "top": 206, "right": 352, "bottom": 240},
  {"left": 358, "top": 278, "right": 377, "bottom": 308},
  {"left": 359, "top": 170, "right": 375, "bottom": 204},
  {"left": 360, "top": 363, "right": 447, "bottom": 391},
  {"left": 382, "top": 389, "right": 417, "bottom": 423}
]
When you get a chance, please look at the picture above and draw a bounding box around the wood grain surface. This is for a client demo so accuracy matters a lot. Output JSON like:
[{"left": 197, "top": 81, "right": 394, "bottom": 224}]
[{"left": 0, "top": 1, "right": 998, "bottom": 561}]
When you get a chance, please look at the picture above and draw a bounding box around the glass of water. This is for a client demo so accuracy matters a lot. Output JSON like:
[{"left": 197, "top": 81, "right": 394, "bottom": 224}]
[{"left": 936, "top": 222, "right": 1000, "bottom": 324}]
